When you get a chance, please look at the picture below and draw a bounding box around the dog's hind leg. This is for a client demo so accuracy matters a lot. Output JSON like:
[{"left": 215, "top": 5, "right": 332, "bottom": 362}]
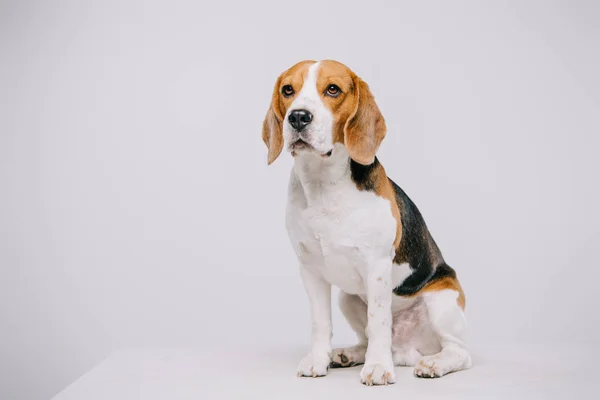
[
  {"left": 330, "top": 291, "right": 368, "bottom": 368},
  {"left": 413, "top": 289, "right": 471, "bottom": 378}
]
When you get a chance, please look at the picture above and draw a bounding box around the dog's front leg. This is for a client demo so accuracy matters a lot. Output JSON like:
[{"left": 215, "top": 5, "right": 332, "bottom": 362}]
[
  {"left": 360, "top": 258, "right": 396, "bottom": 385},
  {"left": 297, "top": 266, "right": 332, "bottom": 378}
]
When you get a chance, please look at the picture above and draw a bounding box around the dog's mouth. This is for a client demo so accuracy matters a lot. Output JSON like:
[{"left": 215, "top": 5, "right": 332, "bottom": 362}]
[
  {"left": 289, "top": 139, "right": 314, "bottom": 152},
  {"left": 289, "top": 139, "right": 333, "bottom": 158}
]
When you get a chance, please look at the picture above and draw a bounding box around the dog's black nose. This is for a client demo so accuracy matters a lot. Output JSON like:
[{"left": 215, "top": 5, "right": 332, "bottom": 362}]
[{"left": 288, "top": 109, "right": 313, "bottom": 131}]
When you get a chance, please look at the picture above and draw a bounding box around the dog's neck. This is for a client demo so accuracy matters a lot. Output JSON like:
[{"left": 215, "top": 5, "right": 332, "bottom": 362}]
[{"left": 292, "top": 144, "right": 353, "bottom": 199}]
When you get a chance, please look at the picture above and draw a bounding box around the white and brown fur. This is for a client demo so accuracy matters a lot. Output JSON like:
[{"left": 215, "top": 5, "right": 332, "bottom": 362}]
[{"left": 262, "top": 60, "right": 471, "bottom": 385}]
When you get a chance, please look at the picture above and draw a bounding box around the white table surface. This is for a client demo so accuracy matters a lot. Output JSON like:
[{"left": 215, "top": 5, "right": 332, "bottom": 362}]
[{"left": 53, "top": 344, "right": 598, "bottom": 399}]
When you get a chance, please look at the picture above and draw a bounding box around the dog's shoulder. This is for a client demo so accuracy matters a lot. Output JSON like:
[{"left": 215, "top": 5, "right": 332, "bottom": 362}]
[{"left": 350, "top": 157, "right": 461, "bottom": 299}]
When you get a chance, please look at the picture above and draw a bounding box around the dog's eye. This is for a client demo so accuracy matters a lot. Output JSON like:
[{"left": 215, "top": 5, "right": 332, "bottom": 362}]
[
  {"left": 282, "top": 85, "right": 295, "bottom": 97},
  {"left": 325, "top": 84, "right": 341, "bottom": 97}
]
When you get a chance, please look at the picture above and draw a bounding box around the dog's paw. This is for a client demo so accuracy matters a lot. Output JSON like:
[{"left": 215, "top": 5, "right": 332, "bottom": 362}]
[
  {"left": 330, "top": 344, "right": 367, "bottom": 368},
  {"left": 297, "top": 353, "right": 330, "bottom": 377},
  {"left": 414, "top": 355, "right": 444, "bottom": 378},
  {"left": 360, "top": 361, "right": 396, "bottom": 386}
]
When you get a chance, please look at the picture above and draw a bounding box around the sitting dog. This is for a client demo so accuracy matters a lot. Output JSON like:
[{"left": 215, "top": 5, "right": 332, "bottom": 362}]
[{"left": 262, "top": 60, "right": 471, "bottom": 385}]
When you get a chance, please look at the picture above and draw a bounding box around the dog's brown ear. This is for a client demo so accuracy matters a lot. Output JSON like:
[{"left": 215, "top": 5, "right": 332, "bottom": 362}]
[
  {"left": 262, "top": 75, "right": 284, "bottom": 165},
  {"left": 343, "top": 77, "right": 386, "bottom": 165}
]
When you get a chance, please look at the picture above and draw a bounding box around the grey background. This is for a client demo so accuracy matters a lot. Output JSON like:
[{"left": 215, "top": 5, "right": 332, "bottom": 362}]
[{"left": 1, "top": 1, "right": 599, "bottom": 399}]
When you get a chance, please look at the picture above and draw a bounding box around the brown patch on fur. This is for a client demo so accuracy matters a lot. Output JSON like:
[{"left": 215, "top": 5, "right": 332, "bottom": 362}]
[
  {"left": 316, "top": 60, "right": 386, "bottom": 165},
  {"left": 343, "top": 76, "right": 386, "bottom": 166},
  {"left": 262, "top": 60, "right": 316, "bottom": 164},
  {"left": 314, "top": 61, "right": 357, "bottom": 144},
  {"left": 377, "top": 169, "right": 402, "bottom": 249},
  {"left": 351, "top": 160, "right": 402, "bottom": 249},
  {"left": 421, "top": 276, "right": 466, "bottom": 309}
]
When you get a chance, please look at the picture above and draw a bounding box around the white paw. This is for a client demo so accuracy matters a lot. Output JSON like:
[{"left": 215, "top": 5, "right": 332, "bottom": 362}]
[
  {"left": 414, "top": 355, "right": 444, "bottom": 378},
  {"left": 330, "top": 345, "right": 367, "bottom": 368},
  {"left": 297, "top": 353, "right": 330, "bottom": 377},
  {"left": 360, "top": 361, "right": 396, "bottom": 386}
]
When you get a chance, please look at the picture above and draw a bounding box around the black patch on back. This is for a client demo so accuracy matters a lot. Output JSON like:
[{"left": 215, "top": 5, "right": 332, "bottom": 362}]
[{"left": 387, "top": 178, "right": 451, "bottom": 295}]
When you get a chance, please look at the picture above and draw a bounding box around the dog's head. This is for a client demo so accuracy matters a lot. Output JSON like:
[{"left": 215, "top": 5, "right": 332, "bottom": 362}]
[{"left": 262, "top": 60, "right": 386, "bottom": 165}]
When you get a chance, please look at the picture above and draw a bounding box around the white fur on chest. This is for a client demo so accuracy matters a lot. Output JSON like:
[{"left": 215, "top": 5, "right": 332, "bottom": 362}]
[{"left": 285, "top": 147, "right": 400, "bottom": 295}]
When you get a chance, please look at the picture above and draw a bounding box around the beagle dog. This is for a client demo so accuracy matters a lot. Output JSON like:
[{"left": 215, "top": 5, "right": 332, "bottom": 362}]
[{"left": 262, "top": 60, "right": 471, "bottom": 385}]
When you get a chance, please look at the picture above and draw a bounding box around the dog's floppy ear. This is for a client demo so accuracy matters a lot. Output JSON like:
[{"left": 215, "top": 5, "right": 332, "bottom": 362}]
[
  {"left": 262, "top": 75, "right": 284, "bottom": 165},
  {"left": 343, "top": 77, "right": 386, "bottom": 165}
]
